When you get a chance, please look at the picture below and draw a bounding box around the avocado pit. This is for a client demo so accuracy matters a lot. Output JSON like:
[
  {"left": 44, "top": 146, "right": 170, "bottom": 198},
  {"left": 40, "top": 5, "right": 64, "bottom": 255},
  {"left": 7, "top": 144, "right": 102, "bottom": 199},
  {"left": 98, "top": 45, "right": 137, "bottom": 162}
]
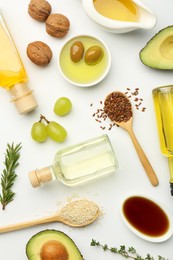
[{"left": 40, "top": 240, "right": 68, "bottom": 260}]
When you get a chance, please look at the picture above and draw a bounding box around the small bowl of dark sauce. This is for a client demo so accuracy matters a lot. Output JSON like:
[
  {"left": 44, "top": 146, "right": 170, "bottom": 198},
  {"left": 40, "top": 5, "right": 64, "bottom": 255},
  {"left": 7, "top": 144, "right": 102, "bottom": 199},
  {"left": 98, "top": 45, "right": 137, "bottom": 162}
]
[{"left": 121, "top": 195, "right": 173, "bottom": 242}]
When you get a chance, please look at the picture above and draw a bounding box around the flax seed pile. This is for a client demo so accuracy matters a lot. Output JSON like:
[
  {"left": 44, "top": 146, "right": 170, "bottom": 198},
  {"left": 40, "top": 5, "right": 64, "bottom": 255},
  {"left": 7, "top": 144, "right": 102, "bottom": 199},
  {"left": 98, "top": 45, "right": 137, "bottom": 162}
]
[
  {"left": 60, "top": 200, "right": 99, "bottom": 226},
  {"left": 104, "top": 92, "right": 132, "bottom": 122},
  {"left": 90, "top": 87, "right": 146, "bottom": 130}
]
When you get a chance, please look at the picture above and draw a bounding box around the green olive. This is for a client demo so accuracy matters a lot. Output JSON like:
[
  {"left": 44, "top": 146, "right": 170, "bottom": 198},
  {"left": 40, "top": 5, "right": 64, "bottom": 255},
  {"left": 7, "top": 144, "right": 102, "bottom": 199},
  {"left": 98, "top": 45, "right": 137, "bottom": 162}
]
[
  {"left": 84, "top": 45, "right": 104, "bottom": 65},
  {"left": 70, "top": 41, "right": 84, "bottom": 63}
]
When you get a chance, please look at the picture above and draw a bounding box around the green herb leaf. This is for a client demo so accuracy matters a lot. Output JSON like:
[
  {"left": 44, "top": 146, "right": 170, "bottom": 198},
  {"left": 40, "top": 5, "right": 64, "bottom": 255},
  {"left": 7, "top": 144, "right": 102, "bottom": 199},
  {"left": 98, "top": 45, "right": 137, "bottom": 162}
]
[
  {"left": 0, "top": 143, "right": 22, "bottom": 210},
  {"left": 90, "top": 239, "right": 168, "bottom": 260}
]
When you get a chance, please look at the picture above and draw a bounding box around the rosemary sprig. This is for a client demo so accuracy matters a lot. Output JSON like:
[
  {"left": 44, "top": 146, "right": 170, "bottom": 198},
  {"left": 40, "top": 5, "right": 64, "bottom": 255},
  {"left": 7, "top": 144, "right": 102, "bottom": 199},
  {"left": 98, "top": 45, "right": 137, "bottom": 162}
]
[
  {"left": 90, "top": 239, "right": 168, "bottom": 260},
  {"left": 0, "top": 143, "right": 22, "bottom": 210}
]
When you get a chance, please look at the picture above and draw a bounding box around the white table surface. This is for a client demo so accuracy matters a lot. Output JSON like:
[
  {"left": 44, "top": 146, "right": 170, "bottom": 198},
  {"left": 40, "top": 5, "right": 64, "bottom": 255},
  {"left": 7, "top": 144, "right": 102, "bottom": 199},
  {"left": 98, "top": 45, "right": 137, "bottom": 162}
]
[{"left": 0, "top": 0, "right": 173, "bottom": 259}]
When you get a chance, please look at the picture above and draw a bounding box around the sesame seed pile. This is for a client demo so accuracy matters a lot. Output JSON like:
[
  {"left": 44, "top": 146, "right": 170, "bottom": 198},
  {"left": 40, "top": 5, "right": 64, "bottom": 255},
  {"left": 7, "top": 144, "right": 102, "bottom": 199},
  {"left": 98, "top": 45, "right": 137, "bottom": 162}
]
[{"left": 60, "top": 200, "right": 99, "bottom": 226}]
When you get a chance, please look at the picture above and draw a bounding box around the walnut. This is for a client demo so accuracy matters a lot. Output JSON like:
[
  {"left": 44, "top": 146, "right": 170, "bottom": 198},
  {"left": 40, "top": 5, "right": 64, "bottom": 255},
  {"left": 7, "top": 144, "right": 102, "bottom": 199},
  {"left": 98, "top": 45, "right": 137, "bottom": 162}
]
[
  {"left": 26, "top": 41, "right": 52, "bottom": 66},
  {"left": 28, "top": 0, "right": 51, "bottom": 22},
  {"left": 46, "top": 13, "right": 70, "bottom": 38}
]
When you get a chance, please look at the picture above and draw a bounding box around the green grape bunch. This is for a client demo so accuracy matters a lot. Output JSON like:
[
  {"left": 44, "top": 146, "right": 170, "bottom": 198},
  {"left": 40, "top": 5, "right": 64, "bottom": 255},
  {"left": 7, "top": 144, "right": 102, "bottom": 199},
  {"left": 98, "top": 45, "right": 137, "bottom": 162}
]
[{"left": 31, "top": 114, "right": 67, "bottom": 143}]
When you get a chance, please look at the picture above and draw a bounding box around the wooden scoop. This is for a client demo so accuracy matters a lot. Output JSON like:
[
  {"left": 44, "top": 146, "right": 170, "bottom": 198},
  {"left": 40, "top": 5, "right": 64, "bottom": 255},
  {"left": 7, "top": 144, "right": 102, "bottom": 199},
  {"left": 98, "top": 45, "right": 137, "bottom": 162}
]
[
  {"left": 0, "top": 200, "right": 100, "bottom": 233},
  {"left": 104, "top": 92, "right": 159, "bottom": 186}
]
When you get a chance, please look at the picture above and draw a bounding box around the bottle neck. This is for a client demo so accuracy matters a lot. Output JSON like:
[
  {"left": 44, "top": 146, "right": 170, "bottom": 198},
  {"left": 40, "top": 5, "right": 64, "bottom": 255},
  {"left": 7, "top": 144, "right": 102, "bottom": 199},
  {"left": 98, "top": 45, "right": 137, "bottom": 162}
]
[{"left": 9, "top": 83, "right": 38, "bottom": 114}]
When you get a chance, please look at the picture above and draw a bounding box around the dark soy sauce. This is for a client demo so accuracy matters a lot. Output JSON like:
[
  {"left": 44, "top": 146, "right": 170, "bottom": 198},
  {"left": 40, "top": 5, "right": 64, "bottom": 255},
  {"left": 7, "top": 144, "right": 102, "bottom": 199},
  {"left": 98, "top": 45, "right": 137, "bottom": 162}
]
[{"left": 123, "top": 196, "right": 170, "bottom": 237}]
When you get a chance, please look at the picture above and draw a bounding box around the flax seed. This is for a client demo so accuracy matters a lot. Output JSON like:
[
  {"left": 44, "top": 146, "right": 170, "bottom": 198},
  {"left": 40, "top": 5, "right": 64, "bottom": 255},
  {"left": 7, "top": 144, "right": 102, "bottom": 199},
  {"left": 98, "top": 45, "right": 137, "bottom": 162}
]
[{"left": 104, "top": 92, "right": 132, "bottom": 123}]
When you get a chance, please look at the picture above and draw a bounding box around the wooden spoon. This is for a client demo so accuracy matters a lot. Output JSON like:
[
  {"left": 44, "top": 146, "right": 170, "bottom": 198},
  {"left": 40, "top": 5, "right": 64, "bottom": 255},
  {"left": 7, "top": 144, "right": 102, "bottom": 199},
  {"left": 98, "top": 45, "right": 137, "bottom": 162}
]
[
  {"left": 104, "top": 92, "right": 159, "bottom": 186},
  {"left": 0, "top": 200, "right": 100, "bottom": 233}
]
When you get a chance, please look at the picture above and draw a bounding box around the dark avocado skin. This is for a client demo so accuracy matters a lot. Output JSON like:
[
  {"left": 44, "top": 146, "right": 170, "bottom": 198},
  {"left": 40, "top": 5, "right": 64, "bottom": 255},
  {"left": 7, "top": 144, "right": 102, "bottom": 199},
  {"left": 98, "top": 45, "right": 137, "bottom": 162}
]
[
  {"left": 26, "top": 229, "right": 84, "bottom": 260},
  {"left": 139, "top": 25, "right": 173, "bottom": 70}
]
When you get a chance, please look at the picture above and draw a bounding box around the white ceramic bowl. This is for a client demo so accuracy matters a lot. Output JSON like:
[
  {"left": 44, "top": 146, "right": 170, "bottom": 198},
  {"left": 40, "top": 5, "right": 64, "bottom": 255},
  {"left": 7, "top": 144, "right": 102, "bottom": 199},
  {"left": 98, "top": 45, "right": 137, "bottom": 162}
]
[
  {"left": 121, "top": 195, "right": 173, "bottom": 242},
  {"left": 58, "top": 34, "right": 111, "bottom": 87},
  {"left": 82, "top": 0, "right": 156, "bottom": 33}
]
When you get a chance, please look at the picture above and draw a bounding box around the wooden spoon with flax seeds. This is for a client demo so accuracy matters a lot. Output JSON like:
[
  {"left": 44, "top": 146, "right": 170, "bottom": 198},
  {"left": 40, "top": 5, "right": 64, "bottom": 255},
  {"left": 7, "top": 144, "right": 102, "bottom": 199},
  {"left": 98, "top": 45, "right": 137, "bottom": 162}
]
[{"left": 104, "top": 91, "right": 159, "bottom": 186}]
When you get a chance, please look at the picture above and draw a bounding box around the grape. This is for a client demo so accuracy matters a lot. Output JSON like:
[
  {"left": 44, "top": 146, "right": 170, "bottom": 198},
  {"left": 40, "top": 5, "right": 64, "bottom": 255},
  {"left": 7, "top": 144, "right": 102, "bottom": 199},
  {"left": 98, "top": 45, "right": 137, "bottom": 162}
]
[
  {"left": 54, "top": 97, "right": 72, "bottom": 116},
  {"left": 47, "top": 121, "right": 67, "bottom": 142},
  {"left": 31, "top": 122, "right": 47, "bottom": 142}
]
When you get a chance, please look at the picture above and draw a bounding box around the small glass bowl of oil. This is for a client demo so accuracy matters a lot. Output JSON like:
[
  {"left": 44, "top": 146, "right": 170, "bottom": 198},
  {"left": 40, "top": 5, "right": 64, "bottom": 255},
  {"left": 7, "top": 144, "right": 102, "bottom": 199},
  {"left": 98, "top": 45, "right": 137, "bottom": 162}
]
[{"left": 58, "top": 34, "right": 111, "bottom": 87}]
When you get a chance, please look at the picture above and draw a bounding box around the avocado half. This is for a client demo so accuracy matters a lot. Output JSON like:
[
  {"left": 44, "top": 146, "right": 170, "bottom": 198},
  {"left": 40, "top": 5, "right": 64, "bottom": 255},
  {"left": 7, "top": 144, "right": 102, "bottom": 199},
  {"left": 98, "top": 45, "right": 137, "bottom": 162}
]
[
  {"left": 139, "top": 26, "right": 173, "bottom": 70},
  {"left": 26, "top": 229, "right": 84, "bottom": 260}
]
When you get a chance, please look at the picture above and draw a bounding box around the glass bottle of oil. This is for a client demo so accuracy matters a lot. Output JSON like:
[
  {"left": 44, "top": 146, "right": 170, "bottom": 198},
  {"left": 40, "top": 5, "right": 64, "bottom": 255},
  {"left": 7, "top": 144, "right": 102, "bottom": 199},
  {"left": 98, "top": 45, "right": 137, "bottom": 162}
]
[
  {"left": 28, "top": 134, "right": 119, "bottom": 188},
  {"left": 0, "top": 12, "right": 38, "bottom": 114},
  {"left": 152, "top": 85, "right": 173, "bottom": 195}
]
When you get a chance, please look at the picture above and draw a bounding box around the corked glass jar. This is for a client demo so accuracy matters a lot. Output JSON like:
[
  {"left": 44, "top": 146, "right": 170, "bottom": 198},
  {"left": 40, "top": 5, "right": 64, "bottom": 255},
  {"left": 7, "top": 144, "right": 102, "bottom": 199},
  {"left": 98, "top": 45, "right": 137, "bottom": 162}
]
[{"left": 28, "top": 134, "right": 119, "bottom": 187}]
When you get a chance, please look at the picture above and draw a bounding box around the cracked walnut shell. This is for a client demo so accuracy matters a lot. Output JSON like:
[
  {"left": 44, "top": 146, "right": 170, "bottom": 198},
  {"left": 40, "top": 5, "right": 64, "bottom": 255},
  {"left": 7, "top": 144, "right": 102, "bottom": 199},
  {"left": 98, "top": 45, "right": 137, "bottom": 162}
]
[
  {"left": 27, "top": 41, "right": 52, "bottom": 66},
  {"left": 28, "top": 0, "right": 51, "bottom": 22},
  {"left": 46, "top": 13, "right": 70, "bottom": 38}
]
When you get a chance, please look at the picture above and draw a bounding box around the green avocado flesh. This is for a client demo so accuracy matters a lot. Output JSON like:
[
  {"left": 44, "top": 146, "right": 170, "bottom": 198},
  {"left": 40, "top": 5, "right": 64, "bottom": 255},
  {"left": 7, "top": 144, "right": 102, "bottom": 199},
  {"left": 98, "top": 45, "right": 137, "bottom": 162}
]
[
  {"left": 26, "top": 229, "right": 84, "bottom": 260},
  {"left": 140, "top": 26, "right": 173, "bottom": 70}
]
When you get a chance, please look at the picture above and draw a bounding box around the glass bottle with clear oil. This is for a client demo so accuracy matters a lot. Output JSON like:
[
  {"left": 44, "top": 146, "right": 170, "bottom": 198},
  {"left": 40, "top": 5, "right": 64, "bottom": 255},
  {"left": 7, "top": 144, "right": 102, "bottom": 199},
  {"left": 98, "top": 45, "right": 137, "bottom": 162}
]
[
  {"left": 152, "top": 85, "right": 173, "bottom": 194},
  {"left": 0, "top": 12, "right": 38, "bottom": 114},
  {"left": 28, "top": 134, "right": 119, "bottom": 188}
]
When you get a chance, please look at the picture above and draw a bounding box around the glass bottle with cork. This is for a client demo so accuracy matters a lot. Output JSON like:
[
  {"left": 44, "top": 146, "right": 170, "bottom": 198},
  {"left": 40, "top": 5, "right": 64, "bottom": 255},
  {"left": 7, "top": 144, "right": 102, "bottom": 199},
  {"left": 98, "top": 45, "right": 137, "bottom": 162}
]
[
  {"left": 28, "top": 134, "right": 119, "bottom": 188},
  {"left": 0, "top": 12, "right": 38, "bottom": 114}
]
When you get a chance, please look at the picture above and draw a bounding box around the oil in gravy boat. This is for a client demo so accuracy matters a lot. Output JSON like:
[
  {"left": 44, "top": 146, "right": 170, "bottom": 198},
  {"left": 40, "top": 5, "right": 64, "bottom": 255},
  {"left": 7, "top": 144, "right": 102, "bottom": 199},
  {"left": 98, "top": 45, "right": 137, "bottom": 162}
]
[{"left": 82, "top": 0, "right": 157, "bottom": 33}]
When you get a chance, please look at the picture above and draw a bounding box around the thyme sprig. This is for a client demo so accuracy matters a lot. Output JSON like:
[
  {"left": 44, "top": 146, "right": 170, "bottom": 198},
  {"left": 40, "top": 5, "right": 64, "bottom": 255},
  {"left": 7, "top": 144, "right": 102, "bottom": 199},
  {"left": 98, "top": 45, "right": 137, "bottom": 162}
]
[
  {"left": 0, "top": 143, "right": 22, "bottom": 210},
  {"left": 91, "top": 239, "right": 168, "bottom": 260}
]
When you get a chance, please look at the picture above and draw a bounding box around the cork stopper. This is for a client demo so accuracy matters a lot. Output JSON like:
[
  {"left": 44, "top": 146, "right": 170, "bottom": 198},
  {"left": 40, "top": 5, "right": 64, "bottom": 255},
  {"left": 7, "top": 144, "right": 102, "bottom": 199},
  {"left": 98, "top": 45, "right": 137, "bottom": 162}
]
[
  {"left": 10, "top": 83, "right": 38, "bottom": 114},
  {"left": 28, "top": 167, "right": 53, "bottom": 188}
]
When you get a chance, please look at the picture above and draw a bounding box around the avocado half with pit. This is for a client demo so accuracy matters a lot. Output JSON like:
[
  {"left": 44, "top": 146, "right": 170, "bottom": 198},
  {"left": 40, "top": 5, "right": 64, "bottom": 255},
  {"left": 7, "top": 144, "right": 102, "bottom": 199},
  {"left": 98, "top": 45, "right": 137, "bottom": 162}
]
[
  {"left": 139, "top": 26, "right": 173, "bottom": 70},
  {"left": 26, "top": 229, "right": 84, "bottom": 260}
]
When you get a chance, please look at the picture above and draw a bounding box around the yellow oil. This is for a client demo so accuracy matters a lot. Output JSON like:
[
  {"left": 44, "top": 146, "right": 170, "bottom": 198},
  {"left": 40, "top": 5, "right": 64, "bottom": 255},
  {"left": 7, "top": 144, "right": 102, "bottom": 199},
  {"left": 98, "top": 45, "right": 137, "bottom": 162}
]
[
  {"left": 153, "top": 87, "right": 173, "bottom": 156},
  {"left": 0, "top": 19, "right": 28, "bottom": 89},
  {"left": 59, "top": 36, "right": 108, "bottom": 85},
  {"left": 93, "top": 0, "right": 140, "bottom": 22}
]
